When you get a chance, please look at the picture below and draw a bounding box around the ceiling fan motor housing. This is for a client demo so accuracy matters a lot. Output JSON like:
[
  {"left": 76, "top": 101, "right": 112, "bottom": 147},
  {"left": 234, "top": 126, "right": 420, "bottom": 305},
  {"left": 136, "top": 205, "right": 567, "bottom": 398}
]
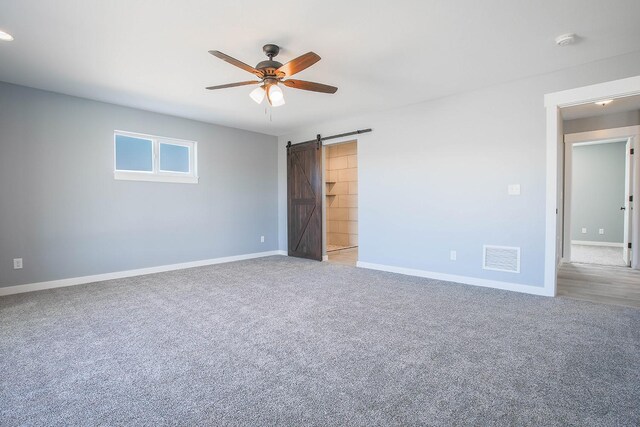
[
  {"left": 263, "top": 44, "right": 280, "bottom": 58},
  {"left": 258, "top": 44, "right": 284, "bottom": 77}
]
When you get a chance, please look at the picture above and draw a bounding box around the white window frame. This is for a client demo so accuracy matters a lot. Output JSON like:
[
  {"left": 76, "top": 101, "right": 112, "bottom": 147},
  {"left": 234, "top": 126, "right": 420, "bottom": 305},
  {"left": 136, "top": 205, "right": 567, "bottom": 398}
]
[{"left": 114, "top": 130, "right": 199, "bottom": 184}]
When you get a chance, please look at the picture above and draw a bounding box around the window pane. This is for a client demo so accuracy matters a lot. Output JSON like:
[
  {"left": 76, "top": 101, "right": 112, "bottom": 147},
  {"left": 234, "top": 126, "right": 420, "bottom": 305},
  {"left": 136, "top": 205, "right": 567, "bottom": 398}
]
[
  {"left": 160, "top": 143, "right": 190, "bottom": 173},
  {"left": 115, "top": 135, "right": 153, "bottom": 171}
]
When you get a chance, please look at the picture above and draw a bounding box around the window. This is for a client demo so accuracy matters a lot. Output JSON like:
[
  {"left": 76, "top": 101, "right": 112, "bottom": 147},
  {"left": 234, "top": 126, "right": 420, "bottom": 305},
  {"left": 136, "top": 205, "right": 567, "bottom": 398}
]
[{"left": 114, "top": 131, "right": 198, "bottom": 184}]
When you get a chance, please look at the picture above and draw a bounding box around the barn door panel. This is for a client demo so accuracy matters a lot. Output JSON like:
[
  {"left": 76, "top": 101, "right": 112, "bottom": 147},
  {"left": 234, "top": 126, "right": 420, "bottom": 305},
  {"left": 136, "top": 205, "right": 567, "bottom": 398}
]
[{"left": 287, "top": 141, "right": 322, "bottom": 260}]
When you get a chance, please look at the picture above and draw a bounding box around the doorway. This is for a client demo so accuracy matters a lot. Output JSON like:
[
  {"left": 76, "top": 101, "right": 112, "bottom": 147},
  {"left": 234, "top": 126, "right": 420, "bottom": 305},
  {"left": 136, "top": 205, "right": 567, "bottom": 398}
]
[
  {"left": 323, "top": 140, "right": 358, "bottom": 266},
  {"left": 544, "top": 75, "right": 640, "bottom": 299},
  {"left": 565, "top": 138, "right": 631, "bottom": 267},
  {"left": 555, "top": 105, "right": 640, "bottom": 307}
]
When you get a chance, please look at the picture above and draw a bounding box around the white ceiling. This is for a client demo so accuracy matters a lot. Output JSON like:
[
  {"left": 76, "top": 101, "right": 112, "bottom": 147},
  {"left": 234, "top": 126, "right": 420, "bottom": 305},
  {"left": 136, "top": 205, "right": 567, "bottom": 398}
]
[
  {"left": 1, "top": 0, "right": 640, "bottom": 136},
  {"left": 562, "top": 94, "right": 640, "bottom": 120}
]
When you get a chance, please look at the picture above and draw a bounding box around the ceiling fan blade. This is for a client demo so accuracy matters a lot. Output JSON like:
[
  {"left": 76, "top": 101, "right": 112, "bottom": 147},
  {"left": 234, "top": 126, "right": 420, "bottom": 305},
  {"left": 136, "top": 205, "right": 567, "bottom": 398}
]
[
  {"left": 282, "top": 79, "right": 338, "bottom": 94},
  {"left": 276, "top": 52, "right": 321, "bottom": 77},
  {"left": 209, "top": 50, "right": 263, "bottom": 77},
  {"left": 206, "top": 81, "right": 260, "bottom": 90}
]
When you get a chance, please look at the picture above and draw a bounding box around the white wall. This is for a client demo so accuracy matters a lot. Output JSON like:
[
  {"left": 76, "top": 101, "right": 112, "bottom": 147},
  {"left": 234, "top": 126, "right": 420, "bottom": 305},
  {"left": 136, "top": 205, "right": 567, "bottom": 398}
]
[{"left": 277, "top": 51, "right": 640, "bottom": 290}]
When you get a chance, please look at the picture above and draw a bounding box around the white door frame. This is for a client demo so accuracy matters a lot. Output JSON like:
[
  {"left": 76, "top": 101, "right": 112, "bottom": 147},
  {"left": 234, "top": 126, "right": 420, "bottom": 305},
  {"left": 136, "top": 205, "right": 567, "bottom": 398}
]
[
  {"left": 562, "top": 128, "right": 639, "bottom": 265},
  {"left": 544, "top": 75, "right": 640, "bottom": 296}
]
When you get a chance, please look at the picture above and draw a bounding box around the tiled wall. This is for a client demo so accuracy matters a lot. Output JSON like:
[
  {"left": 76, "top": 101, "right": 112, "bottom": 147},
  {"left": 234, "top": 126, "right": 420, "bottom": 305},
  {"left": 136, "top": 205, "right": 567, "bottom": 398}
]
[{"left": 325, "top": 141, "right": 358, "bottom": 248}]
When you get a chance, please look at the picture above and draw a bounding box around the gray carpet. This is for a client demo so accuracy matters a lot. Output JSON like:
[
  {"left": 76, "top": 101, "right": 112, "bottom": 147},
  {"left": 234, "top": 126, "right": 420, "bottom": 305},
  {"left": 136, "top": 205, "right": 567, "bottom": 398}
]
[{"left": 1, "top": 256, "right": 639, "bottom": 426}]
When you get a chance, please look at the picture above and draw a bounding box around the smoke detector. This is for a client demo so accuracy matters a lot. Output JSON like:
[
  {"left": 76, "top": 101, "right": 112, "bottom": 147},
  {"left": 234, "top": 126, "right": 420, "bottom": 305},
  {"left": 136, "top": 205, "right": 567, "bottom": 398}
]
[{"left": 555, "top": 33, "right": 577, "bottom": 46}]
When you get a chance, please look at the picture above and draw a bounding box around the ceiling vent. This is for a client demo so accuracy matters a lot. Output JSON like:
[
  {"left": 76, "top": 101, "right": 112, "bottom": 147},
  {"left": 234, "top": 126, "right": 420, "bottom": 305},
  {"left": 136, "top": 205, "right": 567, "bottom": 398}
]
[{"left": 483, "top": 245, "right": 520, "bottom": 273}]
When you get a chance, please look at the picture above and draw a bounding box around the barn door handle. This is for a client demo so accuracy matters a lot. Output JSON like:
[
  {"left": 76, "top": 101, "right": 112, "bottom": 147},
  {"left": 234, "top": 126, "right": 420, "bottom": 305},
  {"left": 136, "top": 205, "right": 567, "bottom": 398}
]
[{"left": 620, "top": 206, "right": 626, "bottom": 210}]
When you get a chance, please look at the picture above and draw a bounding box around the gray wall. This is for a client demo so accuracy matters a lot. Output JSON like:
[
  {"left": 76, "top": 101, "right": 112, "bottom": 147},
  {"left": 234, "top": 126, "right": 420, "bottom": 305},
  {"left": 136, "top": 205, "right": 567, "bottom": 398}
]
[
  {"left": 0, "top": 82, "right": 278, "bottom": 288},
  {"left": 564, "top": 110, "right": 640, "bottom": 134},
  {"left": 277, "top": 51, "right": 640, "bottom": 288},
  {"left": 571, "top": 142, "right": 626, "bottom": 243}
]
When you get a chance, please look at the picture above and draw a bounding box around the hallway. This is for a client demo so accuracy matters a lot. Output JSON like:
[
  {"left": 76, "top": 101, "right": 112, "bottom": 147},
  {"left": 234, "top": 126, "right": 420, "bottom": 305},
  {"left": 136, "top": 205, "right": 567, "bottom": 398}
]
[{"left": 557, "top": 262, "right": 640, "bottom": 308}]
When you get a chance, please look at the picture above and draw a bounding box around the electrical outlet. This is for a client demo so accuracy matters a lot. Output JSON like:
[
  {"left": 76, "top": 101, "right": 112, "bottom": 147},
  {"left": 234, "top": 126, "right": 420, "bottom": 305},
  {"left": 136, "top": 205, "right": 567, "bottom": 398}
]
[
  {"left": 450, "top": 250, "right": 457, "bottom": 261},
  {"left": 581, "top": 227, "right": 587, "bottom": 234},
  {"left": 599, "top": 228, "right": 604, "bottom": 235},
  {"left": 507, "top": 184, "right": 520, "bottom": 196},
  {"left": 260, "top": 236, "right": 265, "bottom": 243},
  {"left": 13, "top": 258, "right": 23, "bottom": 269}
]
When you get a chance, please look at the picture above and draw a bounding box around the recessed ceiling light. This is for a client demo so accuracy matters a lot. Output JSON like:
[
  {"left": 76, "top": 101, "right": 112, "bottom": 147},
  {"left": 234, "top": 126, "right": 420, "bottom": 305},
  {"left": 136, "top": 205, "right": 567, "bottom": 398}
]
[
  {"left": 594, "top": 99, "right": 613, "bottom": 106},
  {"left": 0, "top": 30, "right": 14, "bottom": 41},
  {"left": 555, "top": 33, "right": 576, "bottom": 46}
]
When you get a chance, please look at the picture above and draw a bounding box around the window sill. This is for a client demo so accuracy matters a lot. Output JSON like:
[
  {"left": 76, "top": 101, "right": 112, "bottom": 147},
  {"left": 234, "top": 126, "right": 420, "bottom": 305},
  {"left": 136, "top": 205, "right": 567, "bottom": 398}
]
[{"left": 114, "top": 171, "right": 199, "bottom": 184}]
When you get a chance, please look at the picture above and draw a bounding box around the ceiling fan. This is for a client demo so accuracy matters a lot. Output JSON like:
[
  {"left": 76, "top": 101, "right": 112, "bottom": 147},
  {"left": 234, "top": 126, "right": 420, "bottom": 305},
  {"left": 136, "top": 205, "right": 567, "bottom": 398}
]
[{"left": 206, "top": 44, "right": 338, "bottom": 107}]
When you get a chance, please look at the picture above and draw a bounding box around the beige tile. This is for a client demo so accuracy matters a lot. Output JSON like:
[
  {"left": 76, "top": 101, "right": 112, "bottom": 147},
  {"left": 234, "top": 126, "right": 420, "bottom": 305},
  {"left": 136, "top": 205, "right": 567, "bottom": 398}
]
[
  {"left": 335, "top": 233, "right": 350, "bottom": 246},
  {"left": 326, "top": 220, "right": 338, "bottom": 233},
  {"left": 347, "top": 221, "right": 358, "bottom": 234},
  {"left": 327, "top": 170, "right": 338, "bottom": 182},
  {"left": 339, "top": 194, "right": 358, "bottom": 208},
  {"left": 327, "top": 232, "right": 341, "bottom": 245},
  {"left": 327, "top": 145, "right": 338, "bottom": 158},
  {"left": 327, "top": 207, "right": 349, "bottom": 221},
  {"left": 329, "top": 156, "right": 348, "bottom": 170},
  {"left": 347, "top": 155, "right": 357, "bottom": 168},
  {"left": 332, "top": 182, "right": 349, "bottom": 195},
  {"left": 349, "top": 234, "right": 359, "bottom": 246},
  {"left": 338, "top": 168, "right": 357, "bottom": 182},
  {"left": 348, "top": 181, "right": 358, "bottom": 195},
  {"left": 349, "top": 208, "right": 358, "bottom": 221},
  {"left": 337, "top": 142, "right": 357, "bottom": 156},
  {"left": 337, "top": 221, "right": 349, "bottom": 234}
]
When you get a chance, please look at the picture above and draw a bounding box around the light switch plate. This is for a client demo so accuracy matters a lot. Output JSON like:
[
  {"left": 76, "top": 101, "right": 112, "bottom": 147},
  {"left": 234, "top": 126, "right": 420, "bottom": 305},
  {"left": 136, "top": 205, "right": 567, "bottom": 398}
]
[
  {"left": 599, "top": 228, "right": 604, "bottom": 235},
  {"left": 13, "top": 258, "right": 23, "bottom": 269},
  {"left": 508, "top": 184, "right": 520, "bottom": 196}
]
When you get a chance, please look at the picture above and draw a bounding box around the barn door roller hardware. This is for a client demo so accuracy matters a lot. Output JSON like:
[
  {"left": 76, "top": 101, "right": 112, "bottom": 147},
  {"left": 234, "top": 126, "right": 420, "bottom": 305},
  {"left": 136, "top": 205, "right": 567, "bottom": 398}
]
[{"left": 287, "top": 128, "right": 372, "bottom": 153}]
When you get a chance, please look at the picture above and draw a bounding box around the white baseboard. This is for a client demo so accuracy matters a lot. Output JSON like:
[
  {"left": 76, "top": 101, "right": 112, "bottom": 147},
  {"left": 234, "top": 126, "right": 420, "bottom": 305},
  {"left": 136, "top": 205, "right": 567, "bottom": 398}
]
[
  {"left": 356, "top": 261, "right": 552, "bottom": 297},
  {"left": 0, "top": 250, "right": 287, "bottom": 297},
  {"left": 571, "top": 240, "right": 623, "bottom": 247}
]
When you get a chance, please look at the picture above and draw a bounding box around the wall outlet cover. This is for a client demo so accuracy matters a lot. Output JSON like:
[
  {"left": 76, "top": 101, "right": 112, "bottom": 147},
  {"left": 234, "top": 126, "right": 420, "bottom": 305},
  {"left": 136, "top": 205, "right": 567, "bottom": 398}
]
[
  {"left": 450, "top": 250, "right": 457, "bottom": 261},
  {"left": 507, "top": 184, "right": 521, "bottom": 196},
  {"left": 581, "top": 227, "right": 587, "bottom": 234},
  {"left": 13, "top": 258, "right": 23, "bottom": 269},
  {"left": 598, "top": 228, "right": 604, "bottom": 235},
  {"left": 260, "top": 236, "right": 265, "bottom": 243}
]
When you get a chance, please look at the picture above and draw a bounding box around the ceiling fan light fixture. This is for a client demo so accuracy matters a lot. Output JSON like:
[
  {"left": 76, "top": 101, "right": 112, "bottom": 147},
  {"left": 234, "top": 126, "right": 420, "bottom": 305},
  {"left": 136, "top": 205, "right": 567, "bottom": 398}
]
[
  {"left": 249, "top": 85, "right": 265, "bottom": 104},
  {"left": 268, "top": 84, "right": 285, "bottom": 107},
  {"left": 0, "top": 30, "right": 14, "bottom": 41}
]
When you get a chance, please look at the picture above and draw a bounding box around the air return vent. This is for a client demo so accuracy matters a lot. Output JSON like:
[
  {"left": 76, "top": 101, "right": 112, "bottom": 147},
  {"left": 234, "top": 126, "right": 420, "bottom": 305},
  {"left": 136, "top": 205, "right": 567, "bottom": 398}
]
[{"left": 483, "top": 245, "right": 520, "bottom": 273}]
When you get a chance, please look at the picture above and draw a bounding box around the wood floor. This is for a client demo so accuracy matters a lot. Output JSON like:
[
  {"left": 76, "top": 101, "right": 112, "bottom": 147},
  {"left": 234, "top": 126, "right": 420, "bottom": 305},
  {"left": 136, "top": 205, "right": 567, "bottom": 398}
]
[{"left": 557, "top": 262, "right": 640, "bottom": 308}]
